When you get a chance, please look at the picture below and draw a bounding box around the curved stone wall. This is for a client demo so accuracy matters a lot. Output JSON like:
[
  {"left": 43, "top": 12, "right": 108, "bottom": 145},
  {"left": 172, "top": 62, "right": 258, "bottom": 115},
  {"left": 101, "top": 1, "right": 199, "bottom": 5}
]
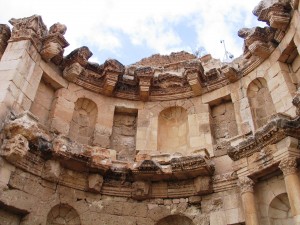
[{"left": 0, "top": 0, "right": 300, "bottom": 224}]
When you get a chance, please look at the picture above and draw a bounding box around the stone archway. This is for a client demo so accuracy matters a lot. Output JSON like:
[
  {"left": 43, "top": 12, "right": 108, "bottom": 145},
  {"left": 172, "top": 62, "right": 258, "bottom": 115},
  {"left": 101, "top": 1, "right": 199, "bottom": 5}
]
[
  {"left": 69, "top": 98, "right": 98, "bottom": 145},
  {"left": 156, "top": 215, "right": 195, "bottom": 225},
  {"left": 268, "top": 193, "right": 293, "bottom": 225},
  {"left": 46, "top": 203, "right": 81, "bottom": 225},
  {"left": 247, "top": 77, "right": 276, "bottom": 130}
]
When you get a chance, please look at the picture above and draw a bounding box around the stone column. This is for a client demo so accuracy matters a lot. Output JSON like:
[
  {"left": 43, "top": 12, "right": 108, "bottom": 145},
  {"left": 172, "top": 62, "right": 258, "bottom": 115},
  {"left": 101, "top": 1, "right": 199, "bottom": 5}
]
[
  {"left": 279, "top": 157, "right": 300, "bottom": 224},
  {"left": 239, "top": 177, "right": 260, "bottom": 225}
]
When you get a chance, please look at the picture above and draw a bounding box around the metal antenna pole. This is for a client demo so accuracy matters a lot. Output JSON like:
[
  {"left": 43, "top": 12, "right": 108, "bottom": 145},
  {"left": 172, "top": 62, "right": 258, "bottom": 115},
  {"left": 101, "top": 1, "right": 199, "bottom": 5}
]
[{"left": 220, "top": 40, "right": 234, "bottom": 62}]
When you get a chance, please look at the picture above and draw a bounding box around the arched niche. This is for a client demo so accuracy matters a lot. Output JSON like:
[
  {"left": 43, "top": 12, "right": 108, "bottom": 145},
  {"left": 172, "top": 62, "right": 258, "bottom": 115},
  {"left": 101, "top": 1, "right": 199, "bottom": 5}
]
[
  {"left": 156, "top": 215, "right": 195, "bottom": 225},
  {"left": 69, "top": 98, "right": 97, "bottom": 145},
  {"left": 268, "top": 193, "right": 293, "bottom": 225},
  {"left": 46, "top": 204, "right": 81, "bottom": 225},
  {"left": 247, "top": 78, "right": 276, "bottom": 130},
  {"left": 158, "top": 106, "right": 189, "bottom": 153}
]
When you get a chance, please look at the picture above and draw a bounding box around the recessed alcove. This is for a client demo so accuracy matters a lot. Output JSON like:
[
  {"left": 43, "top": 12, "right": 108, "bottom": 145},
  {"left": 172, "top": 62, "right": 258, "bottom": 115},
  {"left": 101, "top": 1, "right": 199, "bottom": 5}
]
[
  {"left": 110, "top": 106, "right": 138, "bottom": 161},
  {"left": 157, "top": 106, "right": 189, "bottom": 153}
]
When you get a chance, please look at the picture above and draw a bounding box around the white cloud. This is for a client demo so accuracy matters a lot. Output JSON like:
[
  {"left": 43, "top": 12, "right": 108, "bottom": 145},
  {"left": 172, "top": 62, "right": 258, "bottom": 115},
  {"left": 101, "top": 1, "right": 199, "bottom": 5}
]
[{"left": 0, "top": 0, "right": 263, "bottom": 64}]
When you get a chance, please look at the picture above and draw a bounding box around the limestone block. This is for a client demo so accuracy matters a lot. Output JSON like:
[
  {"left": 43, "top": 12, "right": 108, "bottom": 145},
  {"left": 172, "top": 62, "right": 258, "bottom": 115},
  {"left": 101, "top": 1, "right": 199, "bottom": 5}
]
[
  {"left": 0, "top": 134, "right": 29, "bottom": 161},
  {"left": 193, "top": 176, "right": 212, "bottom": 194},
  {"left": 132, "top": 181, "right": 151, "bottom": 200},
  {"left": 42, "top": 160, "right": 61, "bottom": 182},
  {"left": 88, "top": 173, "right": 104, "bottom": 193},
  {"left": 63, "top": 62, "right": 84, "bottom": 82}
]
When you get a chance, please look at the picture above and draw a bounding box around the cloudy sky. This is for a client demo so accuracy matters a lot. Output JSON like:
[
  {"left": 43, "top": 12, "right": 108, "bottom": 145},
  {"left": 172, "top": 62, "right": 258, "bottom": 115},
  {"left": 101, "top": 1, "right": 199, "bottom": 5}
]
[{"left": 0, "top": 0, "right": 264, "bottom": 65}]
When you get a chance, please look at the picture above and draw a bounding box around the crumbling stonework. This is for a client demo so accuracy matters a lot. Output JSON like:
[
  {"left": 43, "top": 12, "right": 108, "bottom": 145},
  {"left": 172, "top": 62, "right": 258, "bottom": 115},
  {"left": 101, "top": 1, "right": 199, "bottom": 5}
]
[{"left": 0, "top": 0, "right": 300, "bottom": 224}]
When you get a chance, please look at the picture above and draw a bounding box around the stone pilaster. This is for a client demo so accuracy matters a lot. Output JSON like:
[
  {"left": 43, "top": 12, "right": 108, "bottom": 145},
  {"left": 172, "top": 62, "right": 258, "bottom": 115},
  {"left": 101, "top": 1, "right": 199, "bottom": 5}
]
[
  {"left": 279, "top": 157, "right": 300, "bottom": 224},
  {"left": 238, "top": 177, "right": 260, "bottom": 225}
]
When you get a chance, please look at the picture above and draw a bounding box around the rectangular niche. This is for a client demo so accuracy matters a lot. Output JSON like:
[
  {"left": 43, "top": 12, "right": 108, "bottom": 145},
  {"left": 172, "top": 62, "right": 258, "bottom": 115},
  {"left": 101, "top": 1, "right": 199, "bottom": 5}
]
[
  {"left": 210, "top": 96, "right": 238, "bottom": 156},
  {"left": 29, "top": 77, "right": 55, "bottom": 126},
  {"left": 110, "top": 106, "right": 138, "bottom": 162}
]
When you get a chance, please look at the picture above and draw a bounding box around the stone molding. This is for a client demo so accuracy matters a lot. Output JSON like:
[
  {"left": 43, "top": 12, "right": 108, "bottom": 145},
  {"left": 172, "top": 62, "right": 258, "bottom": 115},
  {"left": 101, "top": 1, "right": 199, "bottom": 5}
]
[
  {"left": 279, "top": 157, "right": 298, "bottom": 176},
  {"left": 228, "top": 114, "right": 300, "bottom": 161}
]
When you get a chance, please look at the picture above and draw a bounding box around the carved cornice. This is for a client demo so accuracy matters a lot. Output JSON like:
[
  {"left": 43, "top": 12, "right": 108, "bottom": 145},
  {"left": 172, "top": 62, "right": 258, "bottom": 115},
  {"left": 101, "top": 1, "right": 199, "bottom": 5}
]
[
  {"left": 228, "top": 114, "right": 300, "bottom": 161},
  {"left": 279, "top": 157, "right": 298, "bottom": 176},
  {"left": 253, "top": 0, "right": 292, "bottom": 30},
  {"left": 238, "top": 177, "right": 255, "bottom": 194},
  {"left": 41, "top": 23, "right": 69, "bottom": 64},
  {"left": 1, "top": 113, "right": 215, "bottom": 184}
]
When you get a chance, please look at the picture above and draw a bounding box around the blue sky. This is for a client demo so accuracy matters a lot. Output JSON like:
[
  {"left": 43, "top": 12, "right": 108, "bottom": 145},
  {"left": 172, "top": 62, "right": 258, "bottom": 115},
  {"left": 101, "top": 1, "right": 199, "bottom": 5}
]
[{"left": 0, "top": 0, "right": 264, "bottom": 65}]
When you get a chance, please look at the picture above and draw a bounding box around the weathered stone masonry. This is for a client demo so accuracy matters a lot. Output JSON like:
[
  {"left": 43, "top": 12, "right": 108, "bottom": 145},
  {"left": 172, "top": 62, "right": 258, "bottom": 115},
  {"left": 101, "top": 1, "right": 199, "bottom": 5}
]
[{"left": 0, "top": 0, "right": 300, "bottom": 224}]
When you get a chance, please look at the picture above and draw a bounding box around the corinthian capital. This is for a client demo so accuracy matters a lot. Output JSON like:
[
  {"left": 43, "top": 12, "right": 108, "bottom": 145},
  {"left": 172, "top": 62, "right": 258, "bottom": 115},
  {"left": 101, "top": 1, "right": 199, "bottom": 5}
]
[
  {"left": 279, "top": 157, "right": 298, "bottom": 176},
  {"left": 238, "top": 177, "right": 255, "bottom": 194}
]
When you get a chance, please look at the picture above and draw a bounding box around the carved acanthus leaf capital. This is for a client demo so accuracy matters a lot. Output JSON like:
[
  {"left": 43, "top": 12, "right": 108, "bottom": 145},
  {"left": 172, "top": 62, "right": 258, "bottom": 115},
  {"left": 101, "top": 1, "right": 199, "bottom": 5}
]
[
  {"left": 9, "top": 15, "right": 47, "bottom": 50},
  {"left": 279, "top": 157, "right": 298, "bottom": 176},
  {"left": 238, "top": 177, "right": 255, "bottom": 194}
]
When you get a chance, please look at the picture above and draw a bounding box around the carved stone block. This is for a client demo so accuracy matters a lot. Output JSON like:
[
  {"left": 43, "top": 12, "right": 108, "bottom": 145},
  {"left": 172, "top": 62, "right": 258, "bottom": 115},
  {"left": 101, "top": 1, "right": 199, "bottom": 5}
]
[
  {"left": 63, "top": 62, "right": 84, "bottom": 82},
  {"left": 42, "top": 160, "right": 61, "bottom": 182},
  {"left": 9, "top": 15, "right": 47, "bottom": 50},
  {"left": 193, "top": 176, "right": 212, "bottom": 194},
  {"left": 132, "top": 181, "right": 151, "bottom": 200},
  {"left": 0, "top": 134, "right": 29, "bottom": 161},
  {"left": 221, "top": 66, "right": 240, "bottom": 83},
  {"left": 186, "top": 69, "right": 202, "bottom": 95},
  {"left": 88, "top": 173, "right": 104, "bottom": 193}
]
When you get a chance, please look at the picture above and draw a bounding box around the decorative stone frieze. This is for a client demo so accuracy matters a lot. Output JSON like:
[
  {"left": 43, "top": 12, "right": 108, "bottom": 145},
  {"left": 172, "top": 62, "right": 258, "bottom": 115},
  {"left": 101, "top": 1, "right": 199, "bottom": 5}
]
[
  {"left": 238, "top": 176, "right": 255, "bottom": 194},
  {"left": 40, "top": 22, "right": 69, "bottom": 63},
  {"left": 136, "top": 66, "right": 154, "bottom": 101},
  {"left": 132, "top": 181, "right": 151, "bottom": 200},
  {"left": 228, "top": 114, "right": 300, "bottom": 161},
  {"left": 279, "top": 157, "right": 298, "bottom": 176},
  {"left": 0, "top": 24, "right": 11, "bottom": 59},
  {"left": 9, "top": 14, "right": 47, "bottom": 50}
]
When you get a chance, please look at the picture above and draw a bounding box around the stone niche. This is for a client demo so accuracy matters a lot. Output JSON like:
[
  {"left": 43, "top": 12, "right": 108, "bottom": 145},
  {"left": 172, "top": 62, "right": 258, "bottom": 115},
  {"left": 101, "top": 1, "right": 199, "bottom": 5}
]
[
  {"left": 268, "top": 193, "right": 293, "bottom": 225},
  {"left": 156, "top": 215, "right": 195, "bottom": 225},
  {"left": 0, "top": 208, "right": 22, "bottom": 225},
  {"left": 46, "top": 204, "right": 81, "bottom": 225},
  {"left": 158, "top": 106, "right": 189, "bottom": 153},
  {"left": 30, "top": 77, "right": 55, "bottom": 126},
  {"left": 69, "top": 98, "right": 98, "bottom": 145},
  {"left": 110, "top": 107, "right": 138, "bottom": 161},
  {"left": 210, "top": 96, "right": 238, "bottom": 147},
  {"left": 247, "top": 78, "right": 276, "bottom": 130}
]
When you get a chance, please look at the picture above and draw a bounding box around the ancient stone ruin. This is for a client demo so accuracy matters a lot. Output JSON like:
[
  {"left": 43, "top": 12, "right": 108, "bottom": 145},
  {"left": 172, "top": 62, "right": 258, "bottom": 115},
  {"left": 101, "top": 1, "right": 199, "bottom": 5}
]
[{"left": 0, "top": 0, "right": 300, "bottom": 224}]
